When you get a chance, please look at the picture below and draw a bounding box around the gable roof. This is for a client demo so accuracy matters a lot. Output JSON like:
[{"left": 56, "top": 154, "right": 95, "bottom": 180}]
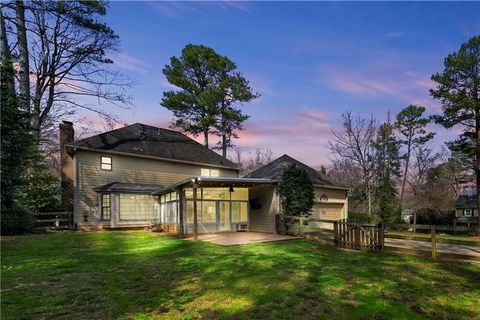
[
  {"left": 455, "top": 194, "right": 477, "bottom": 208},
  {"left": 67, "top": 123, "right": 238, "bottom": 169},
  {"left": 244, "top": 154, "right": 348, "bottom": 189}
]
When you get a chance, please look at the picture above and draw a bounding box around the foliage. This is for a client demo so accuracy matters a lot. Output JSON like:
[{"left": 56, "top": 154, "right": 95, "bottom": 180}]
[
  {"left": 347, "top": 211, "right": 380, "bottom": 224},
  {"left": 1, "top": 205, "right": 35, "bottom": 235},
  {"left": 14, "top": 162, "right": 61, "bottom": 213},
  {"left": 319, "top": 165, "right": 327, "bottom": 176},
  {"left": 415, "top": 208, "right": 455, "bottom": 225},
  {"left": 2, "top": 232, "right": 480, "bottom": 319},
  {"left": 1, "top": 27, "right": 61, "bottom": 233},
  {"left": 1, "top": 37, "right": 36, "bottom": 234},
  {"left": 277, "top": 164, "right": 315, "bottom": 217},
  {"left": 162, "top": 44, "right": 258, "bottom": 152},
  {"left": 430, "top": 35, "right": 480, "bottom": 226},
  {"left": 395, "top": 105, "right": 435, "bottom": 203},
  {"left": 377, "top": 171, "right": 400, "bottom": 223},
  {"left": 372, "top": 121, "right": 402, "bottom": 182}
]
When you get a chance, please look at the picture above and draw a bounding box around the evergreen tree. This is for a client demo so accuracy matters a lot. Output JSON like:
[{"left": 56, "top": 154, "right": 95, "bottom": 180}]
[
  {"left": 277, "top": 164, "right": 315, "bottom": 217},
  {"left": 162, "top": 44, "right": 257, "bottom": 151},
  {"left": 430, "top": 35, "right": 480, "bottom": 230},
  {"left": 377, "top": 171, "right": 399, "bottom": 223},
  {"left": 395, "top": 105, "right": 435, "bottom": 204}
]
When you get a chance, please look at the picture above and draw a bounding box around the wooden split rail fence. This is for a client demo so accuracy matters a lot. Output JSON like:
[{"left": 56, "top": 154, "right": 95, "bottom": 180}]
[
  {"left": 35, "top": 211, "right": 73, "bottom": 230},
  {"left": 278, "top": 215, "right": 384, "bottom": 251},
  {"left": 278, "top": 215, "right": 479, "bottom": 262}
]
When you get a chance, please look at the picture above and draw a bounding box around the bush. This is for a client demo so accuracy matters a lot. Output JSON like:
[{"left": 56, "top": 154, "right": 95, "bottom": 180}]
[
  {"left": 348, "top": 212, "right": 381, "bottom": 224},
  {"left": 277, "top": 164, "right": 315, "bottom": 217},
  {"left": 415, "top": 208, "right": 455, "bottom": 225},
  {"left": 1, "top": 205, "right": 35, "bottom": 235}
]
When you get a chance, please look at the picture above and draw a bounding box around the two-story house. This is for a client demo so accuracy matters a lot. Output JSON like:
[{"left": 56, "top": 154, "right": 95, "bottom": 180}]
[{"left": 61, "top": 121, "right": 349, "bottom": 235}]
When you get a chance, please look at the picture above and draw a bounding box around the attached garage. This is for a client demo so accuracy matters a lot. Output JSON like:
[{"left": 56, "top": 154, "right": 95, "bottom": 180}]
[{"left": 311, "top": 203, "right": 344, "bottom": 220}]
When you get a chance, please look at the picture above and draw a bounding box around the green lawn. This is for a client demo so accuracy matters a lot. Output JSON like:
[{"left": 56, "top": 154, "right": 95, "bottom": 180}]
[{"left": 1, "top": 232, "right": 479, "bottom": 320}]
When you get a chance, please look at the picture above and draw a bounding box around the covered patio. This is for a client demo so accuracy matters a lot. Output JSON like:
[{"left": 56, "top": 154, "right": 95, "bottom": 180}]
[
  {"left": 153, "top": 176, "right": 276, "bottom": 238},
  {"left": 185, "top": 231, "right": 301, "bottom": 246}
]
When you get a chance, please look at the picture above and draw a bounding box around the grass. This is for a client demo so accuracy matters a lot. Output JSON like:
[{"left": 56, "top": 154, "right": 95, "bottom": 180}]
[{"left": 1, "top": 232, "right": 479, "bottom": 320}]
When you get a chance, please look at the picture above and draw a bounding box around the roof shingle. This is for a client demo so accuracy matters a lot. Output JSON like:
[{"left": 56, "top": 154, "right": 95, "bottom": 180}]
[
  {"left": 244, "top": 154, "right": 347, "bottom": 189},
  {"left": 67, "top": 123, "right": 238, "bottom": 169}
]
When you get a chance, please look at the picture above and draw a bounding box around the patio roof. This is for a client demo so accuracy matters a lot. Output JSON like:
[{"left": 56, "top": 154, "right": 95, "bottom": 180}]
[
  {"left": 94, "top": 182, "right": 164, "bottom": 193},
  {"left": 152, "top": 176, "right": 275, "bottom": 195}
]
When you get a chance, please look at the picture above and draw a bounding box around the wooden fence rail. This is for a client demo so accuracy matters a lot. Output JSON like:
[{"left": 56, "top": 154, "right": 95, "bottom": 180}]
[
  {"left": 35, "top": 211, "right": 73, "bottom": 230},
  {"left": 277, "top": 215, "right": 479, "bottom": 262},
  {"left": 333, "top": 220, "right": 384, "bottom": 251}
]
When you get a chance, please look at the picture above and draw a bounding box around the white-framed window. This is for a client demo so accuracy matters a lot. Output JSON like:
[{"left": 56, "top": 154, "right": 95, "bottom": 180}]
[
  {"left": 101, "top": 156, "right": 112, "bottom": 171},
  {"left": 200, "top": 168, "right": 220, "bottom": 177},
  {"left": 101, "top": 194, "right": 111, "bottom": 221},
  {"left": 119, "top": 194, "right": 156, "bottom": 220},
  {"left": 463, "top": 209, "right": 473, "bottom": 217}
]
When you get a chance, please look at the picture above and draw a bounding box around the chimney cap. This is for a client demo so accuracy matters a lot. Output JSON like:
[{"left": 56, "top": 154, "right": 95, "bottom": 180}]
[{"left": 62, "top": 120, "right": 73, "bottom": 126}]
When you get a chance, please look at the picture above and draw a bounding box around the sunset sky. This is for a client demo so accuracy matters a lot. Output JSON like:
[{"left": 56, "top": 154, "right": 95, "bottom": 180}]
[{"left": 84, "top": 1, "right": 480, "bottom": 168}]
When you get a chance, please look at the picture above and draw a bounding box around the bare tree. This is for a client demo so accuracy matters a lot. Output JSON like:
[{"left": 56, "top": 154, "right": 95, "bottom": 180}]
[
  {"left": 329, "top": 112, "right": 377, "bottom": 215},
  {"left": 2, "top": 0, "right": 132, "bottom": 143},
  {"left": 230, "top": 147, "right": 273, "bottom": 175}
]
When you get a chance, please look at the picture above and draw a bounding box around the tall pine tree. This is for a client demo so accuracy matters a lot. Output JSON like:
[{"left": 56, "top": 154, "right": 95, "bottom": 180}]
[{"left": 431, "top": 35, "right": 480, "bottom": 230}]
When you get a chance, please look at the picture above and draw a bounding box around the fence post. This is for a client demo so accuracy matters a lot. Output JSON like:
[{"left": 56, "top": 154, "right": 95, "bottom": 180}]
[
  {"left": 431, "top": 225, "right": 437, "bottom": 261},
  {"left": 333, "top": 221, "right": 338, "bottom": 245},
  {"left": 379, "top": 223, "right": 385, "bottom": 251},
  {"left": 355, "top": 225, "right": 360, "bottom": 249}
]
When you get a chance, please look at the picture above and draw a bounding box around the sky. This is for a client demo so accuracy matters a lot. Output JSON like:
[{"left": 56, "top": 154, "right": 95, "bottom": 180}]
[{"left": 82, "top": 1, "right": 480, "bottom": 168}]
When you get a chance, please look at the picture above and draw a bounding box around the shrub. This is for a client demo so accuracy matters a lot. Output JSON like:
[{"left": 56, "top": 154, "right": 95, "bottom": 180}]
[
  {"left": 277, "top": 164, "right": 315, "bottom": 217},
  {"left": 348, "top": 211, "right": 381, "bottom": 224},
  {"left": 1, "top": 205, "right": 35, "bottom": 235},
  {"left": 415, "top": 208, "right": 455, "bottom": 225}
]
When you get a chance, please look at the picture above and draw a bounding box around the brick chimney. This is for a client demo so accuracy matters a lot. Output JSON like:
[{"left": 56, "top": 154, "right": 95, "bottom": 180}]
[{"left": 59, "top": 121, "right": 74, "bottom": 212}]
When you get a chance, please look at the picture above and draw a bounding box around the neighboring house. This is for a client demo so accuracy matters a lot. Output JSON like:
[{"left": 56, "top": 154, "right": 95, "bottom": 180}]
[
  {"left": 454, "top": 194, "right": 479, "bottom": 226},
  {"left": 61, "top": 121, "right": 349, "bottom": 234}
]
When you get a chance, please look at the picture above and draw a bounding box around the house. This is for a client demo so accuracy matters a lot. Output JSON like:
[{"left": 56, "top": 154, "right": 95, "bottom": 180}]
[
  {"left": 454, "top": 194, "right": 479, "bottom": 226},
  {"left": 61, "top": 121, "right": 349, "bottom": 235}
]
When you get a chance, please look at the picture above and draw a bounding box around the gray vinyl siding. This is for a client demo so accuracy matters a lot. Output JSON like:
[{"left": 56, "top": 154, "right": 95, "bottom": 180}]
[
  {"left": 74, "top": 150, "right": 238, "bottom": 228},
  {"left": 248, "top": 185, "right": 280, "bottom": 233}
]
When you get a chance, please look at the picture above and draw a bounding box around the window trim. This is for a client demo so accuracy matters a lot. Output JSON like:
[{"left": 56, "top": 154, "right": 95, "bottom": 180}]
[
  {"left": 463, "top": 208, "right": 473, "bottom": 217},
  {"left": 100, "top": 156, "right": 112, "bottom": 171},
  {"left": 101, "top": 193, "right": 111, "bottom": 221}
]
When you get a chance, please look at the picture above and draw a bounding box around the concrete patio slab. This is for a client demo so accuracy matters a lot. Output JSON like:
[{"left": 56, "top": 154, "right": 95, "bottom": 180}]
[{"left": 185, "top": 231, "right": 301, "bottom": 246}]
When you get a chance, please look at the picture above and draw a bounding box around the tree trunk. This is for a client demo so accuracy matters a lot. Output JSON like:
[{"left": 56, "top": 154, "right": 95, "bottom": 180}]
[
  {"left": 476, "top": 110, "right": 480, "bottom": 234},
  {"left": 400, "top": 145, "right": 412, "bottom": 205},
  {"left": 222, "top": 134, "right": 227, "bottom": 158},
  {"left": 0, "top": 11, "right": 14, "bottom": 93},
  {"left": 15, "top": 0, "right": 30, "bottom": 113},
  {"left": 203, "top": 129, "right": 209, "bottom": 148}
]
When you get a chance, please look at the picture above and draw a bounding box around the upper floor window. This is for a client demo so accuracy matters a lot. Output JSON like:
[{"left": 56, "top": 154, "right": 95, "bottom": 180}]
[
  {"left": 101, "top": 156, "right": 112, "bottom": 171},
  {"left": 201, "top": 168, "right": 219, "bottom": 177},
  {"left": 463, "top": 209, "right": 472, "bottom": 217}
]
